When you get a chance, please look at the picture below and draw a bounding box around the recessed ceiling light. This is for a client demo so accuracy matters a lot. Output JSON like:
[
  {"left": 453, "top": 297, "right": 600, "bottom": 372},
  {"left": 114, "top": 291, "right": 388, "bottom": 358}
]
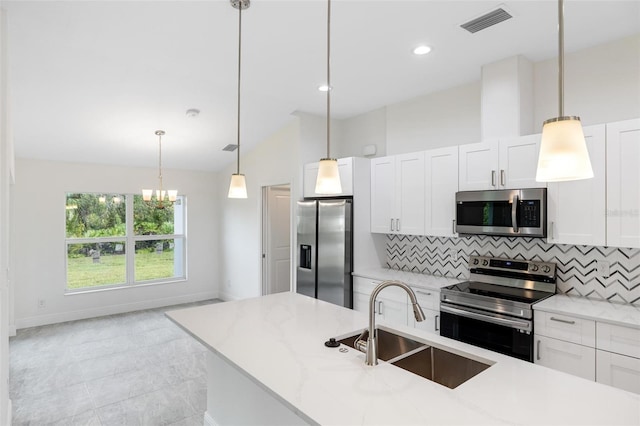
[
  {"left": 317, "top": 84, "right": 332, "bottom": 92},
  {"left": 413, "top": 45, "right": 432, "bottom": 55}
]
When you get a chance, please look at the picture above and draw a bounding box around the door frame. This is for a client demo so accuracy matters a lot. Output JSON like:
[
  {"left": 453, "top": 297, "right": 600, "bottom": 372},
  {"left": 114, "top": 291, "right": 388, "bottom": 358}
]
[{"left": 261, "top": 183, "right": 292, "bottom": 296}]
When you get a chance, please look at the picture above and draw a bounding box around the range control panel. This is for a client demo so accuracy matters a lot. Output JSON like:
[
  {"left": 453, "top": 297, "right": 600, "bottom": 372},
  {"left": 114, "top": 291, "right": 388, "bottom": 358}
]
[{"left": 469, "top": 255, "right": 556, "bottom": 282}]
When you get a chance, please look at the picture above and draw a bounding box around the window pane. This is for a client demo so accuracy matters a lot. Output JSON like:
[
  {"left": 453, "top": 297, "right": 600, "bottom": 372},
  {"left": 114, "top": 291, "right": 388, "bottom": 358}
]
[
  {"left": 133, "top": 195, "right": 185, "bottom": 236},
  {"left": 135, "top": 238, "right": 184, "bottom": 282},
  {"left": 66, "top": 193, "right": 126, "bottom": 238},
  {"left": 67, "top": 242, "right": 126, "bottom": 289}
]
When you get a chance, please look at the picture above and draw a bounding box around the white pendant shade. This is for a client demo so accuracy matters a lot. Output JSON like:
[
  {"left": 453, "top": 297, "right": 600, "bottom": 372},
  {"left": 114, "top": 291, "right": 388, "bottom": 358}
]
[
  {"left": 228, "top": 173, "right": 248, "bottom": 199},
  {"left": 315, "top": 158, "right": 342, "bottom": 195},
  {"left": 142, "top": 189, "right": 153, "bottom": 202},
  {"left": 536, "top": 117, "right": 594, "bottom": 182}
]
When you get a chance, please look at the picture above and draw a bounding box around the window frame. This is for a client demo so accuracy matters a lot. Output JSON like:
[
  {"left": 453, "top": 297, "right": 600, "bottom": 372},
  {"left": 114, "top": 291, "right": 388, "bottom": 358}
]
[{"left": 64, "top": 193, "right": 187, "bottom": 293}]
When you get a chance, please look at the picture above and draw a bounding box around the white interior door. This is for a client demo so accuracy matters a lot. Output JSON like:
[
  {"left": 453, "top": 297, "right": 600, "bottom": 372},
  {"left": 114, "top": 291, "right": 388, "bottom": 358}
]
[{"left": 263, "top": 185, "right": 291, "bottom": 295}]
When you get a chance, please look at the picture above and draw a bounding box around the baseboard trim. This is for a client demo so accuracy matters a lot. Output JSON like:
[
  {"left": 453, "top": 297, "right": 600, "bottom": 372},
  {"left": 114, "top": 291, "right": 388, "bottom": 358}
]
[
  {"left": 204, "top": 411, "right": 218, "bottom": 426},
  {"left": 218, "top": 290, "right": 240, "bottom": 302},
  {"left": 8, "top": 324, "right": 16, "bottom": 337},
  {"left": 15, "top": 291, "right": 219, "bottom": 330}
]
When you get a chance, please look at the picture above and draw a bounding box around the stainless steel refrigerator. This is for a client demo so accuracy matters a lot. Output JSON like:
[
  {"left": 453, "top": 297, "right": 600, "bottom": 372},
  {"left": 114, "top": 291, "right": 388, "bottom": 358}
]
[{"left": 296, "top": 198, "right": 353, "bottom": 308}]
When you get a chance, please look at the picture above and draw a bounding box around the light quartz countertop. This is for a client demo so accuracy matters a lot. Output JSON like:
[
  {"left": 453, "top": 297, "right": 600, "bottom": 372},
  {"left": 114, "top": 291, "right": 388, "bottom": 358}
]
[
  {"left": 535, "top": 293, "right": 640, "bottom": 329},
  {"left": 353, "top": 268, "right": 463, "bottom": 290},
  {"left": 166, "top": 292, "right": 639, "bottom": 426}
]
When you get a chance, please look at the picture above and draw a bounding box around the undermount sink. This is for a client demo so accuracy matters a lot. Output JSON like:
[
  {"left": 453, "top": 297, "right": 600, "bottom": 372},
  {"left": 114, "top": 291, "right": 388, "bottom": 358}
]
[{"left": 337, "top": 328, "right": 492, "bottom": 389}]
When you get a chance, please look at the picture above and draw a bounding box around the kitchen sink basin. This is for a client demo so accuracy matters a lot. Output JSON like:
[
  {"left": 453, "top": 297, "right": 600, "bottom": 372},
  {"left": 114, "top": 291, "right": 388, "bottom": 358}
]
[{"left": 336, "top": 328, "right": 492, "bottom": 389}]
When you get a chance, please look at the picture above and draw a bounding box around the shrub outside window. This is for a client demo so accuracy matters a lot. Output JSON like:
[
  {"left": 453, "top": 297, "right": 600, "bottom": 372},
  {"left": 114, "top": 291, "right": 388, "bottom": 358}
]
[{"left": 65, "top": 193, "right": 186, "bottom": 291}]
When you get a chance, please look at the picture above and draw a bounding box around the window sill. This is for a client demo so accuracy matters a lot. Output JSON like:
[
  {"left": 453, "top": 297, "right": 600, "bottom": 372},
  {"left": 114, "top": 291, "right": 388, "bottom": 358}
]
[{"left": 64, "top": 278, "right": 187, "bottom": 296}]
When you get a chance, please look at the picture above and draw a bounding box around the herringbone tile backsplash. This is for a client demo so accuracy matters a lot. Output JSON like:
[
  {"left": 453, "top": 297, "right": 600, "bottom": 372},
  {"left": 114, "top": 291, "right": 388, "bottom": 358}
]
[{"left": 386, "top": 235, "right": 640, "bottom": 305}]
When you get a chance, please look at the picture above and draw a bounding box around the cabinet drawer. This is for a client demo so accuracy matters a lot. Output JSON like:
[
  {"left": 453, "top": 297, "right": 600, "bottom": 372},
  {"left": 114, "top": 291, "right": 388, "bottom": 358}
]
[
  {"left": 535, "top": 335, "right": 596, "bottom": 381},
  {"left": 596, "top": 350, "right": 640, "bottom": 394},
  {"left": 412, "top": 288, "right": 440, "bottom": 311},
  {"left": 534, "top": 311, "right": 596, "bottom": 347},
  {"left": 413, "top": 308, "right": 440, "bottom": 334},
  {"left": 597, "top": 323, "right": 640, "bottom": 359},
  {"left": 352, "top": 276, "right": 407, "bottom": 303}
]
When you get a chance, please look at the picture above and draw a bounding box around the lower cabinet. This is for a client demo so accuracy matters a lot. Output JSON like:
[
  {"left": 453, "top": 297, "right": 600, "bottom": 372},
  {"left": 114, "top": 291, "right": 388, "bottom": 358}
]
[
  {"left": 596, "top": 350, "right": 640, "bottom": 394},
  {"left": 352, "top": 276, "right": 408, "bottom": 326},
  {"left": 535, "top": 308, "right": 640, "bottom": 394},
  {"left": 535, "top": 335, "right": 596, "bottom": 380}
]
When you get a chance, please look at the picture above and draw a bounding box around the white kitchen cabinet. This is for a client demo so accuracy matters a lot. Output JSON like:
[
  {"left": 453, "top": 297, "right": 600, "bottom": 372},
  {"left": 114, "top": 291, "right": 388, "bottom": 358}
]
[
  {"left": 606, "top": 118, "right": 640, "bottom": 248},
  {"left": 424, "top": 147, "right": 458, "bottom": 237},
  {"left": 458, "top": 137, "right": 545, "bottom": 191},
  {"left": 303, "top": 157, "right": 354, "bottom": 197},
  {"left": 596, "top": 351, "right": 640, "bottom": 394},
  {"left": 352, "top": 276, "right": 408, "bottom": 326},
  {"left": 546, "top": 124, "right": 606, "bottom": 246},
  {"left": 371, "top": 153, "right": 425, "bottom": 235},
  {"left": 535, "top": 335, "right": 596, "bottom": 381},
  {"left": 410, "top": 287, "right": 441, "bottom": 334},
  {"left": 597, "top": 322, "right": 640, "bottom": 359},
  {"left": 534, "top": 311, "right": 596, "bottom": 347}
]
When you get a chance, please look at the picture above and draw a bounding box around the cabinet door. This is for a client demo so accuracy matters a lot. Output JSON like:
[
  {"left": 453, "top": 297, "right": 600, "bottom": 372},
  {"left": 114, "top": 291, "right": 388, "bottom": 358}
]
[
  {"left": 535, "top": 335, "right": 596, "bottom": 381},
  {"left": 395, "top": 152, "right": 425, "bottom": 235},
  {"left": 458, "top": 141, "right": 499, "bottom": 190},
  {"left": 607, "top": 118, "right": 640, "bottom": 248},
  {"left": 377, "top": 298, "right": 408, "bottom": 326},
  {"left": 596, "top": 350, "right": 640, "bottom": 394},
  {"left": 498, "top": 135, "right": 546, "bottom": 189},
  {"left": 370, "top": 156, "right": 395, "bottom": 233},
  {"left": 413, "top": 308, "right": 440, "bottom": 335},
  {"left": 546, "top": 125, "right": 606, "bottom": 245},
  {"left": 425, "top": 147, "right": 458, "bottom": 237},
  {"left": 353, "top": 291, "right": 369, "bottom": 315}
]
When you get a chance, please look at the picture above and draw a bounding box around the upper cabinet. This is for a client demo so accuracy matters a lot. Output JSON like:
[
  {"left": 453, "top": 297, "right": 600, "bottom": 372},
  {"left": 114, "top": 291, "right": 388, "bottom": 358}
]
[
  {"left": 547, "top": 125, "right": 606, "bottom": 246},
  {"left": 303, "top": 157, "right": 354, "bottom": 198},
  {"left": 459, "top": 136, "right": 545, "bottom": 191},
  {"left": 607, "top": 118, "right": 640, "bottom": 249},
  {"left": 371, "top": 153, "right": 425, "bottom": 235},
  {"left": 424, "top": 147, "right": 458, "bottom": 237}
]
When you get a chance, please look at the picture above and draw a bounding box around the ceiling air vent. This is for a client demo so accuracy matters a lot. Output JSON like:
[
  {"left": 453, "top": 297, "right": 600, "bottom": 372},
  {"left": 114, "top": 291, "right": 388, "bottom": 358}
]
[
  {"left": 222, "top": 144, "right": 238, "bottom": 152},
  {"left": 460, "top": 7, "right": 512, "bottom": 34}
]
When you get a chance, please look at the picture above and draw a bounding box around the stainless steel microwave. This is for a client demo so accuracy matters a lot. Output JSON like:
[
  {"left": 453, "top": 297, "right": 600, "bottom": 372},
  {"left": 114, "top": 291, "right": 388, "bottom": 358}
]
[{"left": 455, "top": 188, "right": 546, "bottom": 237}]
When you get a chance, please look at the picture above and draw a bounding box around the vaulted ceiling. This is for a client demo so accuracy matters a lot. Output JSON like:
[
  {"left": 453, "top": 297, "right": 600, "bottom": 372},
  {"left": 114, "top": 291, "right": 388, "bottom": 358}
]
[{"left": 5, "top": 1, "right": 639, "bottom": 171}]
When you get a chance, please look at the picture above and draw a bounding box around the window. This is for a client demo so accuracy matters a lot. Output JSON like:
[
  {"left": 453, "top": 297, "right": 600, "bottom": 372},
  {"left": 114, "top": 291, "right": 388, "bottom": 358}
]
[{"left": 65, "top": 193, "right": 186, "bottom": 291}]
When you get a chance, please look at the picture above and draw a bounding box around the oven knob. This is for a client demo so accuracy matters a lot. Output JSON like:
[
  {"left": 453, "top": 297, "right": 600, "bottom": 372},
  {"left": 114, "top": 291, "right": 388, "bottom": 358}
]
[
  {"left": 542, "top": 265, "right": 551, "bottom": 273},
  {"left": 531, "top": 264, "right": 539, "bottom": 272},
  {"left": 482, "top": 259, "right": 489, "bottom": 266},
  {"left": 473, "top": 258, "right": 479, "bottom": 265}
]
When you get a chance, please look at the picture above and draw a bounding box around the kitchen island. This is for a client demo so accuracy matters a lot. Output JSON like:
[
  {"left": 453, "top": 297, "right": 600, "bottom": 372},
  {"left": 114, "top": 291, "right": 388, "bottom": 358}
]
[{"left": 166, "top": 292, "right": 640, "bottom": 425}]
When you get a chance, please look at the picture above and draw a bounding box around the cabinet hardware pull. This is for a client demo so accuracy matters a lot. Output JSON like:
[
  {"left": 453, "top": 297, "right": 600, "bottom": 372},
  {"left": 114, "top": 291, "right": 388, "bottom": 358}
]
[
  {"left": 378, "top": 301, "right": 383, "bottom": 315},
  {"left": 550, "top": 317, "right": 575, "bottom": 325},
  {"left": 500, "top": 169, "right": 506, "bottom": 186},
  {"left": 452, "top": 219, "right": 456, "bottom": 234},
  {"left": 435, "top": 314, "right": 440, "bottom": 332},
  {"left": 396, "top": 219, "right": 400, "bottom": 232},
  {"left": 536, "top": 340, "right": 541, "bottom": 360},
  {"left": 390, "top": 218, "right": 394, "bottom": 232},
  {"left": 550, "top": 221, "right": 555, "bottom": 240},
  {"left": 491, "top": 170, "right": 496, "bottom": 187},
  {"left": 416, "top": 290, "right": 432, "bottom": 296}
]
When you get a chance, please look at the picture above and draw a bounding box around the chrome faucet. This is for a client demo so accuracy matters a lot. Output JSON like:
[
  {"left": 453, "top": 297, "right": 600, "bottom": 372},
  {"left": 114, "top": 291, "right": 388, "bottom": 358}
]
[{"left": 355, "top": 280, "right": 426, "bottom": 366}]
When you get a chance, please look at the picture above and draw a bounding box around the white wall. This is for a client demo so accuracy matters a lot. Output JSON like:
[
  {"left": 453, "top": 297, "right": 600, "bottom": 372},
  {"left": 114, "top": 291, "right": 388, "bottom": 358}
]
[
  {"left": 0, "top": 7, "right": 11, "bottom": 424},
  {"left": 385, "top": 82, "right": 482, "bottom": 154},
  {"left": 12, "top": 159, "right": 219, "bottom": 328},
  {"left": 336, "top": 107, "right": 386, "bottom": 159},
  {"left": 341, "top": 34, "right": 640, "bottom": 158},
  {"left": 534, "top": 33, "right": 640, "bottom": 128},
  {"left": 218, "top": 118, "right": 300, "bottom": 301}
]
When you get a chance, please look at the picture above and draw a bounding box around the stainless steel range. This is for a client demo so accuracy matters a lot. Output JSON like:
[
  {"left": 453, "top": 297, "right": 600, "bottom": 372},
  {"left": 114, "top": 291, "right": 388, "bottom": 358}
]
[{"left": 439, "top": 255, "right": 556, "bottom": 362}]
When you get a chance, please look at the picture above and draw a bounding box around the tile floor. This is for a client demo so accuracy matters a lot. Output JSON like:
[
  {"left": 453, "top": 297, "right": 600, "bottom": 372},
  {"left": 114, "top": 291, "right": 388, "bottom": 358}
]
[{"left": 10, "top": 299, "right": 220, "bottom": 426}]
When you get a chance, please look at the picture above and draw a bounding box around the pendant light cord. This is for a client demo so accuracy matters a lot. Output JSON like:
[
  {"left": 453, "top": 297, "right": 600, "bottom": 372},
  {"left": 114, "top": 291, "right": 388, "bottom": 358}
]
[
  {"left": 558, "top": 0, "right": 564, "bottom": 117},
  {"left": 326, "top": 0, "right": 331, "bottom": 159},
  {"left": 236, "top": 4, "right": 243, "bottom": 175},
  {"left": 158, "top": 132, "right": 163, "bottom": 196}
]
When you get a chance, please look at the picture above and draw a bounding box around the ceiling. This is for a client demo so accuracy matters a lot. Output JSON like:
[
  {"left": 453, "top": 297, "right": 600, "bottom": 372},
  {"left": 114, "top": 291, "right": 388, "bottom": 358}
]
[{"left": 5, "top": 0, "right": 639, "bottom": 171}]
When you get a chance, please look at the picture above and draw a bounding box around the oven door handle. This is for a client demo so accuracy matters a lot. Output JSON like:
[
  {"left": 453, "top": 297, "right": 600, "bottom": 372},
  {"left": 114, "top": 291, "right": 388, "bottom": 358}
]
[
  {"left": 511, "top": 194, "right": 519, "bottom": 233},
  {"left": 440, "top": 304, "right": 531, "bottom": 332}
]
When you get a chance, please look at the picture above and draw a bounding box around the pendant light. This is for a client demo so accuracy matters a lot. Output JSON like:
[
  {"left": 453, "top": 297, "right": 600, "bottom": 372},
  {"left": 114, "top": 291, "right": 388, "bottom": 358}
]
[
  {"left": 142, "top": 130, "right": 178, "bottom": 209},
  {"left": 228, "top": 0, "right": 249, "bottom": 199},
  {"left": 314, "top": 0, "right": 342, "bottom": 195},
  {"left": 536, "top": 0, "right": 593, "bottom": 182}
]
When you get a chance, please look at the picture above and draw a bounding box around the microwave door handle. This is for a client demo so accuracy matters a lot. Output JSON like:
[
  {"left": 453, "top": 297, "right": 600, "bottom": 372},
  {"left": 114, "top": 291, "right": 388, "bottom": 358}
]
[{"left": 512, "top": 195, "right": 519, "bottom": 233}]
